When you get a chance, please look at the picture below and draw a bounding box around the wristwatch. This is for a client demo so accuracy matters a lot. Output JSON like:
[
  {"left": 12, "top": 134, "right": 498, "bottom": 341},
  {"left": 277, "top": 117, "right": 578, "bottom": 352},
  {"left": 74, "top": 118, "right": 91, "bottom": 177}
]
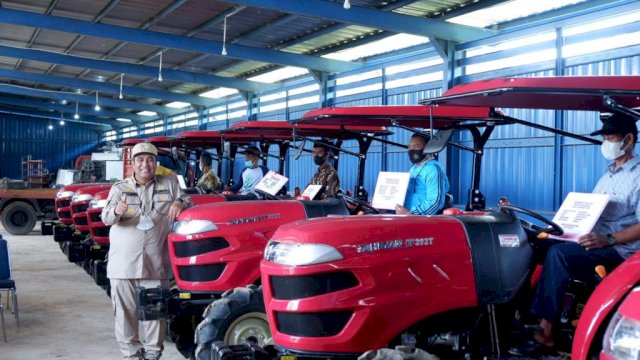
[{"left": 606, "top": 233, "right": 617, "bottom": 246}]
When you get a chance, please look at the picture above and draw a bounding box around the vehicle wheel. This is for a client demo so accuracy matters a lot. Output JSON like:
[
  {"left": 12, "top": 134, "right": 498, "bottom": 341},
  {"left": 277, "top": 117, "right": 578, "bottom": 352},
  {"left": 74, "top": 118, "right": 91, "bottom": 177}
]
[
  {"left": 170, "top": 314, "right": 199, "bottom": 359},
  {"left": 1, "top": 201, "right": 37, "bottom": 235},
  {"left": 194, "top": 285, "right": 270, "bottom": 360},
  {"left": 359, "top": 346, "right": 440, "bottom": 360}
]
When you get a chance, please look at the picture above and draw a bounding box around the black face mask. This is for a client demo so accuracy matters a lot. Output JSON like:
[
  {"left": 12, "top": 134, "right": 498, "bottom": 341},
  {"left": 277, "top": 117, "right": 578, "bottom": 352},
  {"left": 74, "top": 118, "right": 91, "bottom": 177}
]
[
  {"left": 408, "top": 149, "right": 426, "bottom": 164},
  {"left": 313, "top": 156, "right": 326, "bottom": 166}
]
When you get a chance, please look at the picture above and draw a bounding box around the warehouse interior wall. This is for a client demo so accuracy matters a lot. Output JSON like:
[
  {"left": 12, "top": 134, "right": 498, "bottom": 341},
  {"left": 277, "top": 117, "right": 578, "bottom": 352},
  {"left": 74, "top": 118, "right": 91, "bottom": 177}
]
[{"left": 0, "top": 115, "right": 100, "bottom": 180}]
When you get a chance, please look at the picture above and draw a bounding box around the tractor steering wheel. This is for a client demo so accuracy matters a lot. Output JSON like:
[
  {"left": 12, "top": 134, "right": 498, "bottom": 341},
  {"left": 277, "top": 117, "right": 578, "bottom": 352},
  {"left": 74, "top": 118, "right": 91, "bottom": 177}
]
[
  {"left": 338, "top": 193, "right": 379, "bottom": 214},
  {"left": 255, "top": 189, "right": 280, "bottom": 201},
  {"left": 500, "top": 204, "right": 564, "bottom": 236}
]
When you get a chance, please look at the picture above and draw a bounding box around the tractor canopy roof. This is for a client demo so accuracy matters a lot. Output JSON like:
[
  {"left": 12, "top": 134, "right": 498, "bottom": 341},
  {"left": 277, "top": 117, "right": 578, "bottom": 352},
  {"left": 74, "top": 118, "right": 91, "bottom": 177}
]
[
  {"left": 295, "top": 105, "right": 504, "bottom": 129},
  {"left": 223, "top": 120, "right": 392, "bottom": 140},
  {"left": 144, "top": 135, "right": 177, "bottom": 148},
  {"left": 422, "top": 76, "right": 640, "bottom": 112}
]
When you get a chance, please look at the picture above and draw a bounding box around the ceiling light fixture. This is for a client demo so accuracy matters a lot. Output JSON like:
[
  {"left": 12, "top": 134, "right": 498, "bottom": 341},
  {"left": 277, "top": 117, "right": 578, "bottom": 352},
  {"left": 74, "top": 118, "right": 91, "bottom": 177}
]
[
  {"left": 59, "top": 112, "right": 65, "bottom": 126},
  {"left": 48, "top": 121, "right": 53, "bottom": 130},
  {"left": 343, "top": 0, "right": 351, "bottom": 9},
  {"left": 221, "top": 16, "right": 228, "bottom": 56},
  {"left": 158, "top": 52, "right": 163, "bottom": 82},
  {"left": 94, "top": 91, "right": 101, "bottom": 111},
  {"left": 119, "top": 73, "right": 124, "bottom": 99},
  {"left": 74, "top": 102, "right": 80, "bottom": 119}
]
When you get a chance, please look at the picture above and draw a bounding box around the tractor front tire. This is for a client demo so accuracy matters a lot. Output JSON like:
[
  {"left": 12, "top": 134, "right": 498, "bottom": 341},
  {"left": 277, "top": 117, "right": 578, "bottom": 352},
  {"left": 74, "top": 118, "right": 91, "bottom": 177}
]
[{"left": 194, "top": 285, "right": 270, "bottom": 360}]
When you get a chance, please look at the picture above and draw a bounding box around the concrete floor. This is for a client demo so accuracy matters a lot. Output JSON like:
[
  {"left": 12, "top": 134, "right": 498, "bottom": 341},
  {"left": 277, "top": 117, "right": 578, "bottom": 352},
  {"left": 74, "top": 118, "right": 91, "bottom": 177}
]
[{"left": 0, "top": 222, "right": 184, "bottom": 360}]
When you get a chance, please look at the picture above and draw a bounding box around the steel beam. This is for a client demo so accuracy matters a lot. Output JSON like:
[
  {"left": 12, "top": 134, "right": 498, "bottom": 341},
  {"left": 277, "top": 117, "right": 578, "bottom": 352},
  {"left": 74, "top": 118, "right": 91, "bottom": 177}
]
[
  {"left": 0, "top": 106, "right": 112, "bottom": 131},
  {"left": 0, "top": 68, "right": 215, "bottom": 107},
  {"left": 0, "top": 94, "right": 144, "bottom": 124},
  {"left": 223, "top": 0, "right": 495, "bottom": 42},
  {"left": 0, "top": 44, "right": 275, "bottom": 93},
  {"left": 0, "top": 7, "right": 360, "bottom": 73},
  {"left": 0, "top": 84, "right": 178, "bottom": 116}
]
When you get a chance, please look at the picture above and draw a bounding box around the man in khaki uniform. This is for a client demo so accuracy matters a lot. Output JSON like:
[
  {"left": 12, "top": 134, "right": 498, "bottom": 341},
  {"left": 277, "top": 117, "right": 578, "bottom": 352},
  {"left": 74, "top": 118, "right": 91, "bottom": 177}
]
[
  {"left": 102, "top": 143, "right": 192, "bottom": 360},
  {"left": 196, "top": 152, "right": 220, "bottom": 192}
]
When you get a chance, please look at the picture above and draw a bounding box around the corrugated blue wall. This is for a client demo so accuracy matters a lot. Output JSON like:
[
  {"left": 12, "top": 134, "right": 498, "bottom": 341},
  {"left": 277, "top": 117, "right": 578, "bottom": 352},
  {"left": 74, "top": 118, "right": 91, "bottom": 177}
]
[{"left": 0, "top": 115, "right": 100, "bottom": 180}]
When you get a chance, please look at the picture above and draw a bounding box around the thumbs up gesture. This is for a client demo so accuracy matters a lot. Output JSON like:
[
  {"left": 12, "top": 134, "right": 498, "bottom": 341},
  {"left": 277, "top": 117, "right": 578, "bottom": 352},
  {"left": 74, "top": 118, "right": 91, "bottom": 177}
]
[{"left": 115, "top": 194, "right": 128, "bottom": 216}]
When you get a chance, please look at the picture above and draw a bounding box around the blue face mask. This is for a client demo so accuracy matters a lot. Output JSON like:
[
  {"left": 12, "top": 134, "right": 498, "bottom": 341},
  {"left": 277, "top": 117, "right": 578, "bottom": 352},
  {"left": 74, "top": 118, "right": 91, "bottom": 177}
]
[{"left": 244, "top": 160, "right": 254, "bottom": 168}]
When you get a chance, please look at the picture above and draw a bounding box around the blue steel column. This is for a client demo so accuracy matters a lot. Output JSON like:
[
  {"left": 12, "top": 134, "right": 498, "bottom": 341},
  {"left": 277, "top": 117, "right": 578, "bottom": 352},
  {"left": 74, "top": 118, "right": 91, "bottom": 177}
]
[
  {"left": 553, "top": 28, "right": 565, "bottom": 210},
  {"left": 381, "top": 67, "right": 388, "bottom": 172}
]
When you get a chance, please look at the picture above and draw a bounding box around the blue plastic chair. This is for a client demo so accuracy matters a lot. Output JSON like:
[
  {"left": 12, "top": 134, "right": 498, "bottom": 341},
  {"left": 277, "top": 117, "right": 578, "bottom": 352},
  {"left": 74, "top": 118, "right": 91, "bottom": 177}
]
[{"left": 0, "top": 235, "right": 19, "bottom": 342}]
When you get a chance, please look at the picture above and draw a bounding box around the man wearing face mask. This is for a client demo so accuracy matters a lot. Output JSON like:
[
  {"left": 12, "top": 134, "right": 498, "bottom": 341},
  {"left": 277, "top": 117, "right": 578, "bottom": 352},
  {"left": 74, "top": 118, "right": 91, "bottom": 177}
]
[
  {"left": 102, "top": 143, "right": 192, "bottom": 360},
  {"left": 395, "top": 133, "right": 450, "bottom": 215},
  {"left": 307, "top": 142, "right": 340, "bottom": 199},
  {"left": 228, "top": 145, "right": 269, "bottom": 196},
  {"left": 511, "top": 113, "right": 640, "bottom": 356},
  {"left": 197, "top": 152, "right": 221, "bottom": 192}
]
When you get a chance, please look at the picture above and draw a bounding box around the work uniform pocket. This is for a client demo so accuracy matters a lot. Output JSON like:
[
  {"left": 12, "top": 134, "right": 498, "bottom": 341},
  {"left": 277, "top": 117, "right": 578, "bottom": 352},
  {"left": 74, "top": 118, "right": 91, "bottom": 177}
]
[{"left": 152, "top": 194, "right": 173, "bottom": 216}]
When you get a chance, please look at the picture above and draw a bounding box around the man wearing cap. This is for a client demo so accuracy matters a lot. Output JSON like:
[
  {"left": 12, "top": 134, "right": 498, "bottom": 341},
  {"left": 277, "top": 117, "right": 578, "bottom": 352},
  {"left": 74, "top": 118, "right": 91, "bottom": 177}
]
[
  {"left": 102, "top": 142, "right": 192, "bottom": 360},
  {"left": 512, "top": 113, "right": 640, "bottom": 355},
  {"left": 228, "top": 145, "right": 269, "bottom": 195}
]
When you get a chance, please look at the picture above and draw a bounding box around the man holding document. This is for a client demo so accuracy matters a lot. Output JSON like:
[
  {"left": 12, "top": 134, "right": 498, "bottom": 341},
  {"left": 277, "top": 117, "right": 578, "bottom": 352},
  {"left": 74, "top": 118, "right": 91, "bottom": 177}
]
[{"left": 513, "top": 113, "right": 640, "bottom": 355}]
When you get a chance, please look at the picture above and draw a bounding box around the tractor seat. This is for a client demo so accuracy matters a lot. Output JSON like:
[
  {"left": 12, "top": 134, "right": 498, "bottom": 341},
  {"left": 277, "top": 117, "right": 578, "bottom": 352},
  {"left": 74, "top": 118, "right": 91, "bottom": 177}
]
[
  {"left": 301, "top": 198, "right": 350, "bottom": 218},
  {"left": 437, "top": 193, "right": 454, "bottom": 214}
]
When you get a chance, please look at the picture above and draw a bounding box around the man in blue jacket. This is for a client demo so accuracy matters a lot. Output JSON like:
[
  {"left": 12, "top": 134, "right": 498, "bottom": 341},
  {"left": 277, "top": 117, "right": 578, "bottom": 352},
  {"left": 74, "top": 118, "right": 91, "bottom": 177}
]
[
  {"left": 395, "top": 133, "right": 449, "bottom": 215},
  {"left": 228, "top": 145, "right": 269, "bottom": 196}
]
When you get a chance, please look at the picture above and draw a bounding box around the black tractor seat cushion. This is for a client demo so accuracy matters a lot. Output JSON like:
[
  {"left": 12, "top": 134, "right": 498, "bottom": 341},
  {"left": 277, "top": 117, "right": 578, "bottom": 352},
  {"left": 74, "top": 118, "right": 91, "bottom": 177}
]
[{"left": 301, "top": 198, "right": 350, "bottom": 219}]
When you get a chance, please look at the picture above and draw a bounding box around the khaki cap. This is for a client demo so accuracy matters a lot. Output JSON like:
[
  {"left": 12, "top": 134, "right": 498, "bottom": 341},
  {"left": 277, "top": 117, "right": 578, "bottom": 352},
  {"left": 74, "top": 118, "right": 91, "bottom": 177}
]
[{"left": 132, "top": 143, "right": 158, "bottom": 157}]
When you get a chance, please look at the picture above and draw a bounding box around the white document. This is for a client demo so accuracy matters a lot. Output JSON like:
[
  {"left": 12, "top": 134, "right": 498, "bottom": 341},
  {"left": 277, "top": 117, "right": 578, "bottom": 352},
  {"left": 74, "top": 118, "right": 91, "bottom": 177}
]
[
  {"left": 176, "top": 175, "right": 187, "bottom": 190},
  {"left": 254, "top": 171, "right": 289, "bottom": 196},
  {"left": 550, "top": 192, "right": 609, "bottom": 241},
  {"left": 301, "top": 184, "right": 322, "bottom": 200},
  {"left": 371, "top": 172, "right": 411, "bottom": 210}
]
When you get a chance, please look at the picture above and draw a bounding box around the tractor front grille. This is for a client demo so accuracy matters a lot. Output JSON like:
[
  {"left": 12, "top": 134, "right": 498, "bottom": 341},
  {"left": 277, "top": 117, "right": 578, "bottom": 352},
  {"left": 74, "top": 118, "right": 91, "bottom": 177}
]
[
  {"left": 174, "top": 237, "right": 229, "bottom": 258},
  {"left": 75, "top": 217, "right": 88, "bottom": 226},
  {"left": 89, "top": 212, "right": 102, "bottom": 222},
  {"left": 59, "top": 211, "right": 71, "bottom": 219},
  {"left": 72, "top": 203, "right": 89, "bottom": 214},
  {"left": 270, "top": 272, "right": 359, "bottom": 300},
  {"left": 276, "top": 311, "right": 352, "bottom": 337},
  {"left": 58, "top": 199, "right": 71, "bottom": 208},
  {"left": 177, "top": 263, "right": 226, "bottom": 282},
  {"left": 94, "top": 227, "right": 110, "bottom": 237}
]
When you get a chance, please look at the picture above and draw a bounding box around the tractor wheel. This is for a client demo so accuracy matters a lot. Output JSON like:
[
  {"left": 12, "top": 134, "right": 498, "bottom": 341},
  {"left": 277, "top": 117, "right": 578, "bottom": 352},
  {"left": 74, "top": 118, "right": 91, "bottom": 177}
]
[
  {"left": 169, "top": 313, "right": 199, "bottom": 359},
  {"left": 359, "top": 347, "right": 441, "bottom": 360},
  {"left": 194, "top": 285, "right": 270, "bottom": 360},
  {"left": 1, "top": 201, "right": 37, "bottom": 235}
]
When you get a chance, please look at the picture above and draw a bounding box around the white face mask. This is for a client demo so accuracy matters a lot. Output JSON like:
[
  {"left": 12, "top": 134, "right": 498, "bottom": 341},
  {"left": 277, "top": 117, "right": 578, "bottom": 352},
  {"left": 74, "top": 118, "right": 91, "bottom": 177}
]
[{"left": 600, "top": 135, "right": 629, "bottom": 161}]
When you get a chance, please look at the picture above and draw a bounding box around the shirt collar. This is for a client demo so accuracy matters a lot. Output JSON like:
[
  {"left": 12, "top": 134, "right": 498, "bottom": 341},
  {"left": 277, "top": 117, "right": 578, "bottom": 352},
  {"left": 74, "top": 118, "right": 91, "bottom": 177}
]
[
  {"left": 607, "top": 154, "right": 640, "bottom": 174},
  {"left": 131, "top": 174, "right": 157, "bottom": 187}
]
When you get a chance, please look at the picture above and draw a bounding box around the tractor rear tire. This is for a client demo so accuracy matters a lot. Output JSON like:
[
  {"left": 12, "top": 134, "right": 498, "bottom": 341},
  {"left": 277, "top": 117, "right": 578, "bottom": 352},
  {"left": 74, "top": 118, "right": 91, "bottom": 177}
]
[
  {"left": 1, "top": 201, "right": 37, "bottom": 235},
  {"left": 194, "top": 285, "right": 270, "bottom": 360}
]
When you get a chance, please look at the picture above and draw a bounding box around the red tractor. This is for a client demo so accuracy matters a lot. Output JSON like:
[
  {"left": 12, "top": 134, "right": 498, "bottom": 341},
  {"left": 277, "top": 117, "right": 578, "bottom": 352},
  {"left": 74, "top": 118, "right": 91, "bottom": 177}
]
[
  {"left": 150, "top": 121, "right": 393, "bottom": 359},
  {"left": 572, "top": 250, "right": 640, "bottom": 359},
  {"left": 206, "top": 76, "right": 640, "bottom": 360}
]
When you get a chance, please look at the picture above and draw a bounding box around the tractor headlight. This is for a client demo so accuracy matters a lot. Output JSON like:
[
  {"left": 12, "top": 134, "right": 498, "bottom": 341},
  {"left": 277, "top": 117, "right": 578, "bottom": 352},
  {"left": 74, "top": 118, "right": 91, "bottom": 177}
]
[
  {"left": 57, "top": 190, "right": 75, "bottom": 199},
  {"left": 602, "top": 287, "right": 640, "bottom": 360},
  {"left": 90, "top": 199, "right": 108, "bottom": 209},
  {"left": 172, "top": 220, "right": 218, "bottom": 235},
  {"left": 264, "top": 240, "right": 343, "bottom": 266},
  {"left": 75, "top": 194, "right": 94, "bottom": 202}
]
